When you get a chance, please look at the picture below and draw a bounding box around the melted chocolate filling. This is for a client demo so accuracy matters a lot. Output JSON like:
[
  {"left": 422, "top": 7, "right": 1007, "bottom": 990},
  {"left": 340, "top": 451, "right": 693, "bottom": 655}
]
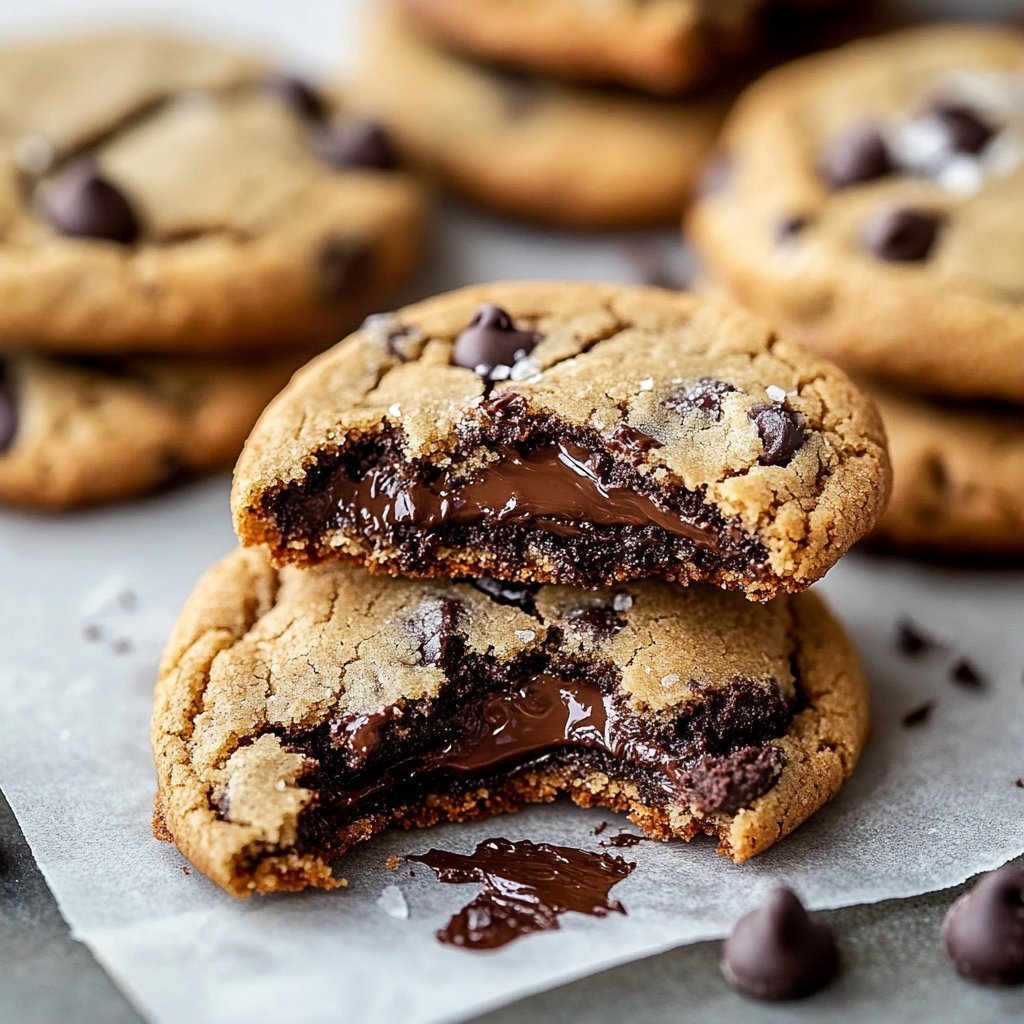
[
  {"left": 258, "top": 635, "right": 792, "bottom": 858},
  {"left": 264, "top": 406, "right": 769, "bottom": 589}
]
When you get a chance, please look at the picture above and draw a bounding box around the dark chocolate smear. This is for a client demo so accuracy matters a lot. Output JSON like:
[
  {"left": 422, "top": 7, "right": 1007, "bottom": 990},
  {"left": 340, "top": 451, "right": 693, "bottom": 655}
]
[
  {"left": 606, "top": 423, "right": 663, "bottom": 459},
  {"left": 721, "top": 887, "right": 839, "bottom": 1000},
  {"left": 408, "top": 838, "right": 633, "bottom": 949},
  {"left": 0, "top": 360, "right": 17, "bottom": 454},
  {"left": 942, "top": 865, "right": 1024, "bottom": 985},
  {"left": 820, "top": 121, "right": 892, "bottom": 189},
  {"left": 749, "top": 403, "right": 805, "bottom": 466},
  {"left": 451, "top": 304, "right": 540, "bottom": 377},
  {"left": 37, "top": 160, "right": 140, "bottom": 244},
  {"left": 664, "top": 378, "right": 738, "bottom": 421},
  {"left": 265, "top": 73, "right": 327, "bottom": 122},
  {"left": 863, "top": 207, "right": 942, "bottom": 262},
  {"left": 412, "top": 598, "right": 462, "bottom": 667},
  {"left": 319, "top": 119, "right": 397, "bottom": 170}
]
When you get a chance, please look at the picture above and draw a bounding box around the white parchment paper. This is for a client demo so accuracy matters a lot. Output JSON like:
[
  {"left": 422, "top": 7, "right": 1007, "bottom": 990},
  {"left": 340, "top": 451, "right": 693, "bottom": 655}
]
[{"left": 0, "top": 2, "right": 1023, "bottom": 1021}]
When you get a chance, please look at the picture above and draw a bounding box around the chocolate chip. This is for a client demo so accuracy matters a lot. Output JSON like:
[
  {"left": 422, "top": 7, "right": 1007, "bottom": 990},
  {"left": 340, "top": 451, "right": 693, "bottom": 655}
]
[
  {"left": 698, "top": 151, "right": 734, "bottom": 198},
  {"left": 951, "top": 658, "right": 985, "bottom": 690},
  {"left": 0, "top": 360, "right": 17, "bottom": 454},
  {"left": 413, "top": 598, "right": 461, "bottom": 666},
  {"left": 942, "top": 865, "right": 1024, "bottom": 985},
  {"left": 863, "top": 207, "right": 942, "bottom": 262},
  {"left": 492, "top": 69, "right": 543, "bottom": 120},
  {"left": 605, "top": 423, "right": 663, "bottom": 459},
  {"left": 931, "top": 102, "right": 995, "bottom": 155},
  {"left": 451, "top": 304, "right": 540, "bottom": 376},
  {"left": 663, "top": 378, "right": 738, "bottom": 421},
  {"left": 777, "top": 213, "right": 812, "bottom": 241},
  {"left": 902, "top": 701, "right": 934, "bottom": 727},
  {"left": 319, "top": 120, "right": 397, "bottom": 170},
  {"left": 318, "top": 236, "right": 372, "bottom": 301},
  {"left": 721, "top": 888, "right": 838, "bottom": 1000},
  {"left": 266, "top": 73, "right": 327, "bottom": 122},
  {"left": 819, "top": 121, "right": 892, "bottom": 189},
  {"left": 749, "top": 403, "right": 805, "bottom": 466},
  {"left": 565, "top": 605, "right": 625, "bottom": 641},
  {"left": 465, "top": 577, "right": 540, "bottom": 615},
  {"left": 37, "top": 160, "right": 140, "bottom": 244}
]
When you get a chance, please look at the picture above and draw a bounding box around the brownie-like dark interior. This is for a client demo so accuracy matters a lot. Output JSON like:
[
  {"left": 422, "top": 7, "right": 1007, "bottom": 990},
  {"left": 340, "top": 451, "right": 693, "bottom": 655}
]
[
  {"left": 220, "top": 595, "right": 796, "bottom": 862},
  {"left": 262, "top": 396, "right": 771, "bottom": 590}
]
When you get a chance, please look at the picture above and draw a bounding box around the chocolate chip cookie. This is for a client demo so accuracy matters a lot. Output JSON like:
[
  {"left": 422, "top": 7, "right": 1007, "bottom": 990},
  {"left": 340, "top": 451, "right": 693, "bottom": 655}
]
[
  {"left": 869, "top": 384, "right": 1024, "bottom": 554},
  {"left": 350, "top": 12, "right": 725, "bottom": 227},
  {"left": 0, "top": 30, "right": 425, "bottom": 355},
  {"left": 395, "top": 0, "right": 767, "bottom": 96},
  {"left": 0, "top": 351, "right": 301, "bottom": 508},
  {"left": 688, "top": 25, "right": 1024, "bottom": 403},
  {"left": 232, "top": 282, "right": 890, "bottom": 600},
  {"left": 151, "top": 546, "right": 869, "bottom": 897}
]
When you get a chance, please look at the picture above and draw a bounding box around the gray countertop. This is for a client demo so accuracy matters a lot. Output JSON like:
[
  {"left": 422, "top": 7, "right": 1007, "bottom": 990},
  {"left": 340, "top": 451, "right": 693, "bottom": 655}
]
[{"left": 3, "top": 789, "right": 1020, "bottom": 1024}]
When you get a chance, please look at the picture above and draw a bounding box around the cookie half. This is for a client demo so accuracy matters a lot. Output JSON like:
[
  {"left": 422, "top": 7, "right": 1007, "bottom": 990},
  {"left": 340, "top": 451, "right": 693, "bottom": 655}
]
[
  {"left": 233, "top": 283, "right": 890, "bottom": 601},
  {"left": 350, "top": 12, "right": 724, "bottom": 227},
  {"left": 152, "top": 547, "right": 869, "bottom": 897},
  {"left": 0, "top": 351, "right": 300, "bottom": 509},
  {"left": 0, "top": 30, "right": 425, "bottom": 355},
  {"left": 870, "top": 384, "right": 1024, "bottom": 554},
  {"left": 395, "top": 0, "right": 765, "bottom": 96},
  {"left": 688, "top": 25, "right": 1024, "bottom": 403}
]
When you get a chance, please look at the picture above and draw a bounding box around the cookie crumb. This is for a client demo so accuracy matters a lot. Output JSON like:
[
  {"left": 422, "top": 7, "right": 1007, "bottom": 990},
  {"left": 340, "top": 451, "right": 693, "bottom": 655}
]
[
  {"left": 514, "top": 629, "right": 536, "bottom": 642},
  {"left": 386, "top": 854, "right": 402, "bottom": 870},
  {"left": 181, "top": 865, "right": 191, "bottom": 875},
  {"left": 902, "top": 701, "right": 935, "bottom": 727}
]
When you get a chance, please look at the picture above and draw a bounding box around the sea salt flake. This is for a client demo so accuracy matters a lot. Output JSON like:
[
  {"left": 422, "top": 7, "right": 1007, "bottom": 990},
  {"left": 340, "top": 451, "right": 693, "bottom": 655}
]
[
  {"left": 638, "top": 378, "right": 654, "bottom": 392},
  {"left": 765, "top": 384, "right": 788, "bottom": 403},
  {"left": 660, "top": 674, "right": 681, "bottom": 688},
  {"left": 377, "top": 885, "right": 409, "bottom": 920},
  {"left": 387, "top": 403, "right": 402, "bottom": 418},
  {"left": 510, "top": 355, "right": 542, "bottom": 382},
  {"left": 612, "top": 593, "right": 633, "bottom": 612},
  {"left": 515, "top": 629, "right": 536, "bottom": 642},
  {"left": 274, "top": 779, "right": 287, "bottom": 792}
]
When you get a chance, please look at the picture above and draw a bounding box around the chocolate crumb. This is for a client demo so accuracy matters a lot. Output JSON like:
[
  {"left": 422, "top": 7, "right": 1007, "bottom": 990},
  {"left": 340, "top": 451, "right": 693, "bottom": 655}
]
[
  {"left": 111, "top": 638, "right": 133, "bottom": 656},
  {"left": 592, "top": 821, "right": 609, "bottom": 836},
  {"left": 895, "top": 618, "right": 942, "bottom": 657},
  {"left": 951, "top": 659, "right": 985, "bottom": 690},
  {"left": 902, "top": 701, "right": 935, "bottom": 727},
  {"left": 386, "top": 854, "right": 402, "bottom": 870},
  {"left": 1015, "top": 779, "right": 1023, "bottom": 789},
  {"left": 181, "top": 866, "right": 191, "bottom": 876},
  {"left": 83, "top": 623, "right": 103, "bottom": 642}
]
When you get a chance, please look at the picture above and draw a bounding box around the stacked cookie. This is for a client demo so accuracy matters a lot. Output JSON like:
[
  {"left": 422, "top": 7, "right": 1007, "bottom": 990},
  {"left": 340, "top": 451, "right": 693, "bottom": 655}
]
[
  {"left": 0, "top": 31, "right": 425, "bottom": 508},
  {"left": 152, "top": 282, "right": 890, "bottom": 897},
  {"left": 689, "top": 24, "right": 1024, "bottom": 553},
  {"left": 346, "top": 2, "right": 776, "bottom": 227}
]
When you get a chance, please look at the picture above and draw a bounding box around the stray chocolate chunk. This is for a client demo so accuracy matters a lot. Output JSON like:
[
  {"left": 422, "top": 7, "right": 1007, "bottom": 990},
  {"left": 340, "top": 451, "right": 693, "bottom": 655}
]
[
  {"left": 931, "top": 102, "right": 995, "bottom": 155},
  {"left": 896, "top": 618, "right": 942, "bottom": 658},
  {"left": 663, "top": 377, "right": 739, "bottom": 421},
  {"left": 599, "top": 831, "right": 652, "bottom": 849},
  {"left": 412, "top": 598, "right": 461, "bottom": 666},
  {"left": 951, "top": 658, "right": 985, "bottom": 690},
  {"left": 265, "top": 73, "right": 327, "bottom": 122},
  {"left": 749, "top": 403, "right": 805, "bottom": 466},
  {"left": 942, "top": 865, "right": 1024, "bottom": 986},
  {"left": 1015, "top": 779, "right": 1023, "bottom": 789},
  {"left": 698, "top": 151, "right": 734, "bottom": 198},
  {"left": 592, "top": 821, "right": 609, "bottom": 836},
  {"left": 0, "top": 360, "right": 17, "bottom": 454},
  {"left": 451, "top": 304, "right": 540, "bottom": 376},
  {"left": 37, "top": 160, "right": 140, "bottom": 244},
  {"left": 721, "top": 888, "right": 839, "bottom": 1000},
  {"left": 319, "top": 119, "right": 397, "bottom": 170},
  {"left": 902, "top": 701, "right": 934, "bottom": 727},
  {"left": 863, "top": 207, "right": 942, "bottom": 262},
  {"left": 820, "top": 121, "right": 892, "bottom": 189},
  {"left": 318, "top": 236, "right": 372, "bottom": 300},
  {"left": 408, "top": 838, "right": 633, "bottom": 949}
]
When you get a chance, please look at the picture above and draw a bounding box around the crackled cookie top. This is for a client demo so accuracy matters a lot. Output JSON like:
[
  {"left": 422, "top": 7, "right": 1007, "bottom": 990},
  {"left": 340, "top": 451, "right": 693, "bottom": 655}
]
[
  {"left": 396, "top": 0, "right": 767, "bottom": 95},
  {"left": 233, "top": 282, "right": 889, "bottom": 600},
  {"left": 0, "top": 349, "right": 300, "bottom": 509},
  {"left": 350, "top": 12, "right": 724, "bottom": 227},
  {"left": 152, "top": 547, "right": 868, "bottom": 896},
  {"left": 688, "top": 25, "right": 1024, "bottom": 402},
  {"left": 0, "top": 30, "right": 425, "bottom": 354}
]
